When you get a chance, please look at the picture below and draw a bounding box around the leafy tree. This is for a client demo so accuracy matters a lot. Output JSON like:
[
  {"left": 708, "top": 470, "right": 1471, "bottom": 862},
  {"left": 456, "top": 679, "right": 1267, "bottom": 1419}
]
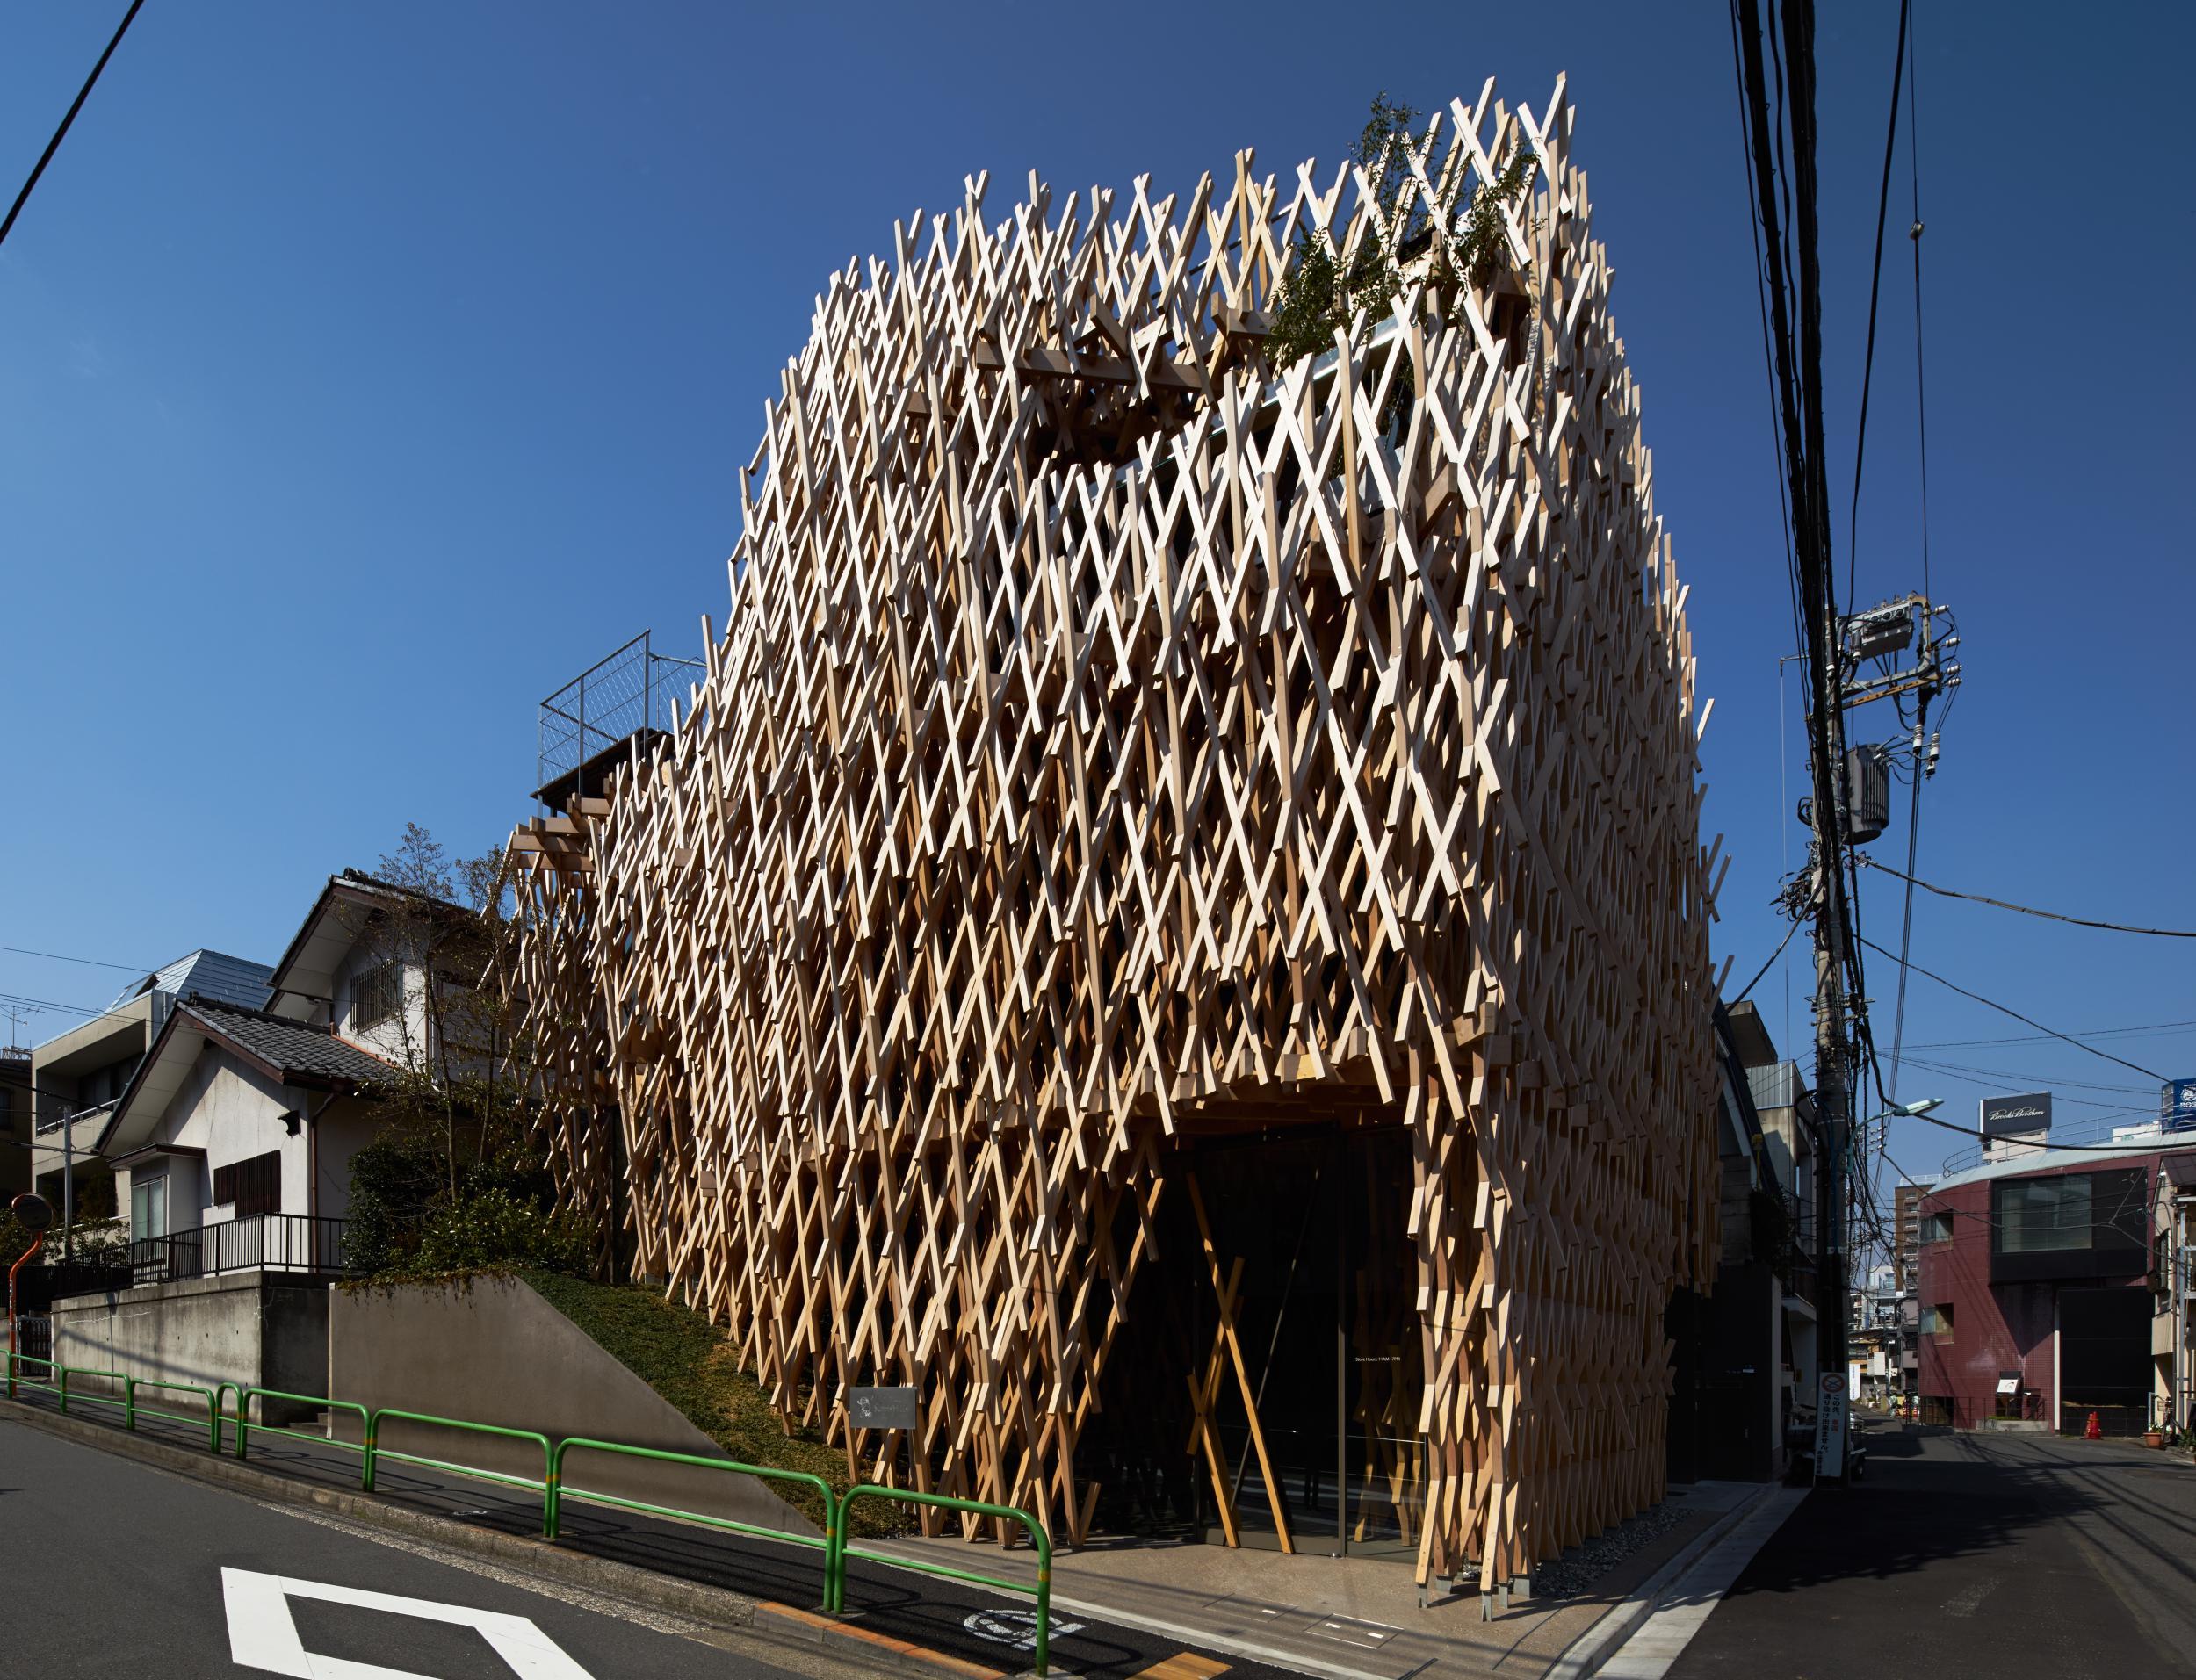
[
  {"left": 338, "top": 825, "right": 596, "bottom": 1280},
  {"left": 1266, "top": 93, "right": 1538, "bottom": 371}
]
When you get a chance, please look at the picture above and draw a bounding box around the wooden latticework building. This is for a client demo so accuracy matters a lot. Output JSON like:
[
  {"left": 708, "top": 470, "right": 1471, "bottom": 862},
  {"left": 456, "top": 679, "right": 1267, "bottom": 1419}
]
[{"left": 509, "top": 76, "right": 1720, "bottom": 1593}]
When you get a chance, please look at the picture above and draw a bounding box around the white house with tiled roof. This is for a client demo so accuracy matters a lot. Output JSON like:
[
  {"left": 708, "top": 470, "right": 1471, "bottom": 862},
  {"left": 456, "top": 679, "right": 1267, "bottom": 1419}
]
[{"left": 93, "top": 869, "right": 475, "bottom": 1279}]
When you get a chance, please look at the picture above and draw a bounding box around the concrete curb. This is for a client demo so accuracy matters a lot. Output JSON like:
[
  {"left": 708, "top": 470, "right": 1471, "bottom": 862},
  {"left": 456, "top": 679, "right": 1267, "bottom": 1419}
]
[
  {"left": 1543, "top": 1485, "right": 1781, "bottom": 1680},
  {"left": 0, "top": 1396, "right": 1001, "bottom": 1680}
]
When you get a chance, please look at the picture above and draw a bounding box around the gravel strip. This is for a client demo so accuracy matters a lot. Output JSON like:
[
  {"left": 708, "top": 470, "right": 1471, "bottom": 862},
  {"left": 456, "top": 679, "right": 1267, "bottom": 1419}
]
[{"left": 1440, "top": 1496, "right": 1698, "bottom": 1599}]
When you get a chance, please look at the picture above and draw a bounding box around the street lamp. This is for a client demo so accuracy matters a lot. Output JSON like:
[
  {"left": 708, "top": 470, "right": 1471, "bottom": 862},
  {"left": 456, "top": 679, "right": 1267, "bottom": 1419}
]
[
  {"left": 1871, "top": 1098, "right": 1942, "bottom": 1121},
  {"left": 1860, "top": 1097, "right": 1941, "bottom": 1149}
]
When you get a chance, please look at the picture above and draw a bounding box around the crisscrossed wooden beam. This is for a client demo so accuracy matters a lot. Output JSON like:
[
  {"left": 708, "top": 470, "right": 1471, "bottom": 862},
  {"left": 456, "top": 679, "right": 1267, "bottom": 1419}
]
[{"left": 506, "top": 77, "right": 1720, "bottom": 1587}]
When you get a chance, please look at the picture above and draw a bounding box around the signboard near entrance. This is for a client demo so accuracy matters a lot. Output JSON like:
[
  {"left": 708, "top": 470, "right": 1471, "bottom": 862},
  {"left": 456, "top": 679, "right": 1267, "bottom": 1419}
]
[
  {"left": 1814, "top": 1370, "right": 1849, "bottom": 1481},
  {"left": 848, "top": 1386, "right": 920, "bottom": 1431}
]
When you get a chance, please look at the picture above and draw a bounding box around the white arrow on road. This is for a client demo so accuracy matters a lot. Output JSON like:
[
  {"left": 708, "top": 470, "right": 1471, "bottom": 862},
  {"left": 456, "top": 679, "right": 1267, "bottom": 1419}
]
[{"left": 221, "top": 1566, "right": 596, "bottom": 1679}]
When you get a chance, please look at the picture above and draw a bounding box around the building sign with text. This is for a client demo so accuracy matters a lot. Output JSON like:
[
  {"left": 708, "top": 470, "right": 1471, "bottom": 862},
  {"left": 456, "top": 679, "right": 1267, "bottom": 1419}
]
[
  {"left": 2162, "top": 1079, "right": 2196, "bottom": 1135},
  {"left": 1980, "top": 1091, "right": 2052, "bottom": 1137}
]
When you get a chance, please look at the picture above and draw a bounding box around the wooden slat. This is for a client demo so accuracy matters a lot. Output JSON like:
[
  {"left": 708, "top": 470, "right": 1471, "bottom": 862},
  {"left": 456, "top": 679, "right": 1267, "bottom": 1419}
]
[{"left": 504, "top": 76, "right": 1719, "bottom": 1587}]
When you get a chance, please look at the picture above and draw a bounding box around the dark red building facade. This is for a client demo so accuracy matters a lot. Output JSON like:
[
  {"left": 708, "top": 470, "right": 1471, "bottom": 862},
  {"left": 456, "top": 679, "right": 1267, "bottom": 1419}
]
[{"left": 1917, "top": 1141, "right": 2185, "bottom": 1435}]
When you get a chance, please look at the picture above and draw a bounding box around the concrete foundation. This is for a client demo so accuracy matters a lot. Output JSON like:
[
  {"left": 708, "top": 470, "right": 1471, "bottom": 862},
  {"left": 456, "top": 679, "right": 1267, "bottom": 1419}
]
[
  {"left": 327, "top": 1274, "right": 813, "bottom": 1537},
  {"left": 50, "top": 1270, "right": 329, "bottom": 1423}
]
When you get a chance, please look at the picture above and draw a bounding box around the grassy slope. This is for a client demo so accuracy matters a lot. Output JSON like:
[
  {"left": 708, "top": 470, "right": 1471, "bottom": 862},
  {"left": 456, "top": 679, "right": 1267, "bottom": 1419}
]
[{"left": 519, "top": 1270, "right": 899, "bottom": 1536}]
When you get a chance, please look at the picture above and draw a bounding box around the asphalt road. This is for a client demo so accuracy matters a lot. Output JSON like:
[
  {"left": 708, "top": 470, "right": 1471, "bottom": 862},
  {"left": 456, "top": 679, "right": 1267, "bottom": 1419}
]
[
  {"left": 0, "top": 1414, "right": 841, "bottom": 1679},
  {"left": 1667, "top": 1423, "right": 2196, "bottom": 1679},
  {"left": 0, "top": 1397, "right": 1290, "bottom": 1680}
]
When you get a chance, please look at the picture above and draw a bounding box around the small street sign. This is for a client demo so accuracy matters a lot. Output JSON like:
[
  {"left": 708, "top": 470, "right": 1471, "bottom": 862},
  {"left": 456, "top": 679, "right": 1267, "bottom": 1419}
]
[{"left": 849, "top": 1385, "right": 919, "bottom": 1431}]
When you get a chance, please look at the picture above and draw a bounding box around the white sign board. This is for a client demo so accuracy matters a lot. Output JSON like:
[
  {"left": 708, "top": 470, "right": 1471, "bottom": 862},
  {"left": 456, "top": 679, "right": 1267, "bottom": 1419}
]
[{"left": 1814, "top": 1369, "right": 1848, "bottom": 1481}]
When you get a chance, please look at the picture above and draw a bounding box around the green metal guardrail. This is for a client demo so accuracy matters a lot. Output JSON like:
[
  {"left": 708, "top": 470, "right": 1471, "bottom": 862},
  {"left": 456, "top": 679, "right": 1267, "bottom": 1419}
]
[
  {"left": 5, "top": 1352, "right": 61, "bottom": 1402},
  {"left": 834, "top": 1487, "right": 1054, "bottom": 1676},
  {"left": 7, "top": 1359, "right": 1058, "bottom": 1672},
  {"left": 235, "top": 1387, "right": 372, "bottom": 1476},
  {"left": 124, "top": 1377, "right": 221, "bottom": 1453},
  {"left": 9, "top": 1356, "right": 215, "bottom": 1452},
  {"left": 367, "top": 1410, "right": 553, "bottom": 1532},
  {"left": 213, "top": 1381, "right": 246, "bottom": 1451},
  {"left": 547, "top": 1438, "right": 839, "bottom": 1606},
  {"left": 58, "top": 1364, "right": 131, "bottom": 1419}
]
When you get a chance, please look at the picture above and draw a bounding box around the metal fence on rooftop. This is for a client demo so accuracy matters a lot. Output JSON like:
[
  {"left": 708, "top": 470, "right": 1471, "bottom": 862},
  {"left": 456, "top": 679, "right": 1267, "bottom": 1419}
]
[{"left": 535, "top": 631, "right": 705, "bottom": 801}]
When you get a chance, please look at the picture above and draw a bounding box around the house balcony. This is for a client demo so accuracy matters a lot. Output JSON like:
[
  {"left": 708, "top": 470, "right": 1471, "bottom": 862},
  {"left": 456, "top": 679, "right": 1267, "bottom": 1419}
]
[{"left": 124, "top": 1213, "right": 352, "bottom": 1288}]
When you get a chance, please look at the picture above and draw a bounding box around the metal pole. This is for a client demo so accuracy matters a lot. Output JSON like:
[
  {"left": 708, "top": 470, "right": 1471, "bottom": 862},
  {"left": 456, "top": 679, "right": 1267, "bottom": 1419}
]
[
  {"left": 62, "top": 1107, "right": 74, "bottom": 1265},
  {"left": 1812, "top": 657, "right": 1852, "bottom": 1477},
  {"left": 8, "top": 1230, "right": 43, "bottom": 1398},
  {"left": 1336, "top": 1132, "right": 1347, "bottom": 1554}
]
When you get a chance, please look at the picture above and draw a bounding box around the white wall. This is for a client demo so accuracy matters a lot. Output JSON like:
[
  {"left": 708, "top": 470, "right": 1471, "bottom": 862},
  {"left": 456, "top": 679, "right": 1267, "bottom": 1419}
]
[
  {"left": 154, "top": 1051, "right": 305, "bottom": 1227},
  {"left": 336, "top": 944, "right": 431, "bottom": 1071},
  {"left": 313, "top": 1098, "right": 384, "bottom": 1222}
]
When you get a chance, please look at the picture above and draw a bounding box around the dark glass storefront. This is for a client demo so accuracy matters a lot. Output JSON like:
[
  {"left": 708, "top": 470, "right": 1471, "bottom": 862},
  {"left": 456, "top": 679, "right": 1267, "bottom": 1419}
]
[{"left": 1081, "top": 1121, "right": 1425, "bottom": 1557}]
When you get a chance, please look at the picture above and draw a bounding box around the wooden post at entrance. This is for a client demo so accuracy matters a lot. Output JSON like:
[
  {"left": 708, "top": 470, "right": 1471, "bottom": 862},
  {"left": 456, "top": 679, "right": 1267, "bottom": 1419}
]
[{"left": 1186, "top": 1175, "right": 1294, "bottom": 1554}]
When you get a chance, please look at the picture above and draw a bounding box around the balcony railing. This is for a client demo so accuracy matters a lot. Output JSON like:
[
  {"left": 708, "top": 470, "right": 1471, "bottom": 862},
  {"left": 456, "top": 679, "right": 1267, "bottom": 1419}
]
[{"left": 126, "top": 1213, "right": 352, "bottom": 1287}]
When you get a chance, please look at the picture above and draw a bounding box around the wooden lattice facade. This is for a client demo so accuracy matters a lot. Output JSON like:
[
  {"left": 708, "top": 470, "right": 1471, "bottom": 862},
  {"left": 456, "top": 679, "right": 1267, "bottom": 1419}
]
[{"left": 509, "top": 77, "right": 1721, "bottom": 1590}]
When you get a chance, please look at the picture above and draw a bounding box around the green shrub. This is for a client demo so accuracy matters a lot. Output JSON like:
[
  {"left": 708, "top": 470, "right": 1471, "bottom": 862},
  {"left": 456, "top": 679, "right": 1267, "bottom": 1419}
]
[
  {"left": 412, "top": 1187, "right": 591, "bottom": 1275},
  {"left": 345, "top": 1131, "right": 587, "bottom": 1280}
]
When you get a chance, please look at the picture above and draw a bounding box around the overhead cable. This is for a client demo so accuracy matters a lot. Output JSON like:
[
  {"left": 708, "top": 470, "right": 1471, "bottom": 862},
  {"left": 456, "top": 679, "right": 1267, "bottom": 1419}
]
[
  {"left": 1843, "top": 0, "right": 1910, "bottom": 607},
  {"left": 0, "top": 0, "right": 150, "bottom": 250},
  {"left": 1728, "top": 907, "right": 1810, "bottom": 1006},
  {"left": 1855, "top": 854, "right": 2196, "bottom": 937},
  {"left": 0, "top": 941, "right": 152, "bottom": 972},
  {"left": 1908, "top": 1020, "right": 2196, "bottom": 1051},
  {"left": 1853, "top": 934, "right": 2170, "bottom": 1083}
]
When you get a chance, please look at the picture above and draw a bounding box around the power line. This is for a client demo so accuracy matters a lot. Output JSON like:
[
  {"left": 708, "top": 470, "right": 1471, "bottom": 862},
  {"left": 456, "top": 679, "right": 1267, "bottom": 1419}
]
[
  {"left": 1896, "top": 1053, "right": 2153, "bottom": 1106},
  {"left": 1856, "top": 854, "right": 2196, "bottom": 937},
  {"left": 1883, "top": 778, "right": 1923, "bottom": 1100},
  {"left": 1843, "top": 0, "right": 1910, "bottom": 607},
  {"left": 1853, "top": 933, "right": 2171, "bottom": 1083},
  {"left": 1905, "top": 1104, "right": 2188, "bottom": 1159},
  {"left": 1729, "top": 909, "right": 1810, "bottom": 1006},
  {"left": 1907, "top": 0, "right": 1932, "bottom": 602},
  {"left": 0, "top": 0, "right": 150, "bottom": 251},
  {"left": 1908, "top": 1020, "right": 2196, "bottom": 1051},
  {"left": 0, "top": 942, "right": 153, "bottom": 973},
  {"left": 0, "top": 991, "right": 109, "bottom": 1020}
]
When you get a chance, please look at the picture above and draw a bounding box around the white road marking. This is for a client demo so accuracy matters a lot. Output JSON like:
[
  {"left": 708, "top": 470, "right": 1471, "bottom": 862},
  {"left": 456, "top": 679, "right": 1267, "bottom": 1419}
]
[
  {"left": 221, "top": 1566, "right": 596, "bottom": 1679},
  {"left": 258, "top": 1502, "right": 702, "bottom": 1637},
  {"left": 962, "top": 1607, "right": 1085, "bottom": 1652}
]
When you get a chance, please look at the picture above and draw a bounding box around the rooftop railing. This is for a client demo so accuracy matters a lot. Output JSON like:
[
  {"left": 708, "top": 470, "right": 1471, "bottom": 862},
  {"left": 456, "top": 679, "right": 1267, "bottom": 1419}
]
[{"left": 1939, "top": 1114, "right": 2195, "bottom": 1176}]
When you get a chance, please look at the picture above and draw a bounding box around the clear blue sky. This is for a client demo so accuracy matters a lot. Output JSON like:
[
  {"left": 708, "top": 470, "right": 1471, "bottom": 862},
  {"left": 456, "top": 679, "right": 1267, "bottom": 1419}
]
[{"left": 4, "top": 2, "right": 2189, "bottom": 1193}]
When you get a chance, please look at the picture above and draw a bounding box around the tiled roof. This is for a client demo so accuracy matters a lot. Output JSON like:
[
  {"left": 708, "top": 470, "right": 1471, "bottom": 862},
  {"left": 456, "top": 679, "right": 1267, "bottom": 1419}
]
[{"left": 179, "top": 996, "right": 396, "bottom": 1087}]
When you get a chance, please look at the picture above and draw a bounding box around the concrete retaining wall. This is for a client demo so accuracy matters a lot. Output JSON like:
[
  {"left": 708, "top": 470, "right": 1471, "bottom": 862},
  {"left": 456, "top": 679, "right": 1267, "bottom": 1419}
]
[
  {"left": 327, "top": 1274, "right": 814, "bottom": 1537},
  {"left": 50, "top": 1271, "right": 329, "bottom": 1423}
]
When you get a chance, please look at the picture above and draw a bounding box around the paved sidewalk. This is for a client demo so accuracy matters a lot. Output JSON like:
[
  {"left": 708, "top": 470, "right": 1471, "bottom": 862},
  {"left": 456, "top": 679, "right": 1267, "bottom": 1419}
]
[{"left": 873, "top": 1482, "right": 1771, "bottom": 1679}]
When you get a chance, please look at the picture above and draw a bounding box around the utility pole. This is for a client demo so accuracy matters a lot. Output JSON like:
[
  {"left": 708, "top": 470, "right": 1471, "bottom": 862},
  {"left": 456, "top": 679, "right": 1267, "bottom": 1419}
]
[
  {"left": 1808, "top": 605, "right": 1854, "bottom": 1478},
  {"left": 1808, "top": 594, "right": 1958, "bottom": 1475}
]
